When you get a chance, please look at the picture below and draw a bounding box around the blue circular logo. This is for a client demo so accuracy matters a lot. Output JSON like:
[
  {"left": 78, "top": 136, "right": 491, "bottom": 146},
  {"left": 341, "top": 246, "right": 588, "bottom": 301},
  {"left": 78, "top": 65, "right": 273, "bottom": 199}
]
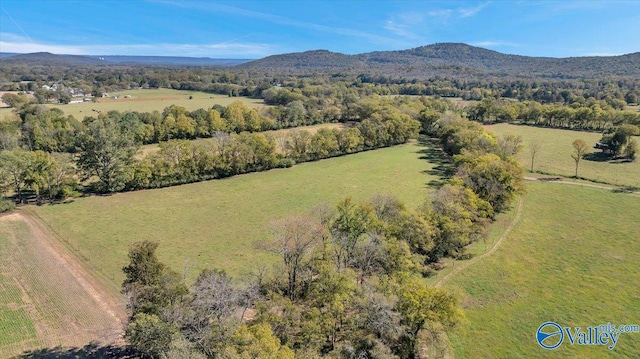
[{"left": 537, "top": 321, "right": 564, "bottom": 349}]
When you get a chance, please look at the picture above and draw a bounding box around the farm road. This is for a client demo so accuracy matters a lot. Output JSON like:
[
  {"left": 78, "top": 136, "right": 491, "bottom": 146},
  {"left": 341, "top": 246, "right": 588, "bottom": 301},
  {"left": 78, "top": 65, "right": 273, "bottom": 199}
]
[
  {"left": 524, "top": 176, "right": 640, "bottom": 194},
  {"left": 0, "top": 212, "right": 126, "bottom": 355},
  {"left": 435, "top": 197, "right": 524, "bottom": 288}
]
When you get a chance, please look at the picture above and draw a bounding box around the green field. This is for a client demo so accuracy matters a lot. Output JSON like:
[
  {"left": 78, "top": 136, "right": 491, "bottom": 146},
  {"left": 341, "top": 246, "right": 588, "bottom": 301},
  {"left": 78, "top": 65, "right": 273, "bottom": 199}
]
[
  {"left": 447, "top": 182, "right": 640, "bottom": 358},
  {"left": 47, "top": 88, "right": 267, "bottom": 120},
  {"left": 485, "top": 123, "right": 640, "bottom": 187},
  {"left": 30, "top": 141, "right": 445, "bottom": 288},
  {"left": 0, "top": 213, "right": 124, "bottom": 357},
  {"left": 0, "top": 220, "right": 39, "bottom": 356}
]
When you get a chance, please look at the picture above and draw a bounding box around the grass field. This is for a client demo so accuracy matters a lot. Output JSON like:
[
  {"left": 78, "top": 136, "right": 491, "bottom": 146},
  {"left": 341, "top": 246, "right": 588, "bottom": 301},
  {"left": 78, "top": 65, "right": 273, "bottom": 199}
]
[
  {"left": 446, "top": 182, "right": 640, "bottom": 358},
  {"left": 0, "top": 214, "right": 123, "bottom": 357},
  {"left": 47, "top": 88, "right": 267, "bottom": 120},
  {"left": 0, "top": 220, "right": 38, "bottom": 356},
  {"left": 485, "top": 123, "right": 640, "bottom": 187},
  {"left": 30, "top": 141, "right": 447, "bottom": 288}
]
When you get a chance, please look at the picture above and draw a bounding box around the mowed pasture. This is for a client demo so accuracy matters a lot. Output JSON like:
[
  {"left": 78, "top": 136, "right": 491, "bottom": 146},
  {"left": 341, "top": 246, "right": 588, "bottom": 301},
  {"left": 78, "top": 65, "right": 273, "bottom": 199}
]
[
  {"left": 0, "top": 213, "right": 124, "bottom": 358},
  {"left": 30, "top": 141, "right": 445, "bottom": 288},
  {"left": 47, "top": 88, "right": 267, "bottom": 120},
  {"left": 485, "top": 123, "right": 640, "bottom": 187},
  {"left": 447, "top": 182, "right": 640, "bottom": 358}
]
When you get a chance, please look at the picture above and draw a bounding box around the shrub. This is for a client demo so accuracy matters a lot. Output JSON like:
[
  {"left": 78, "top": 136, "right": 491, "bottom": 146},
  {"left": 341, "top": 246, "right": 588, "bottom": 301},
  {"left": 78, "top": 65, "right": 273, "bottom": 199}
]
[{"left": 0, "top": 199, "right": 16, "bottom": 213}]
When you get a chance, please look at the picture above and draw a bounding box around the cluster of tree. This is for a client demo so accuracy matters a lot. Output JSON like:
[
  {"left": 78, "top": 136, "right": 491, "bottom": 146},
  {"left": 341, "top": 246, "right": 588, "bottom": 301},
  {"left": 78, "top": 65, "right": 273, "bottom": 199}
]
[
  {"left": 120, "top": 193, "right": 467, "bottom": 358},
  {"left": 0, "top": 149, "right": 76, "bottom": 202},
  {"left": 468, "top": 98, "right": 640, "bottom": 131},
  {"left": 430, "top": 114, "right": 524, "bottom": 218},
  {"left": 596, "top": 124, "right": 639, "bottom": 161}
]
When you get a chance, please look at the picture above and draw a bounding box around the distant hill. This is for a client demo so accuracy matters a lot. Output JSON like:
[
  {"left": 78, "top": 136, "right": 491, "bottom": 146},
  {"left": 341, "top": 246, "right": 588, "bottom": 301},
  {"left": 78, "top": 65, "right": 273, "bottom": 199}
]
[
  {"left": 239, "top": 50, "right": 365, "bottom": 70},
  {"left": 93, "top": 55, "right": 250, "bottom": 66},
  {"left": 0, "top": 53, "right": 250, "bottom": 66},
  {"left": 241, "top": 43, "right": 640, "bottom": 79},
  {"left": 0, "top": 52, "right": 107, "bottom": 66},
  {"left": 2, "top": 44, "right": 639, "bottom": 78}
]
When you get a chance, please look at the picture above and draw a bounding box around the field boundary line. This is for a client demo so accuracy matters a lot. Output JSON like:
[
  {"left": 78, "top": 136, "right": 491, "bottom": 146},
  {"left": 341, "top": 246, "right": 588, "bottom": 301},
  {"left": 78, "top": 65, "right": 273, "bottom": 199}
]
[{"left": 435, "top": 196, "right": 524, "bottom": 288}]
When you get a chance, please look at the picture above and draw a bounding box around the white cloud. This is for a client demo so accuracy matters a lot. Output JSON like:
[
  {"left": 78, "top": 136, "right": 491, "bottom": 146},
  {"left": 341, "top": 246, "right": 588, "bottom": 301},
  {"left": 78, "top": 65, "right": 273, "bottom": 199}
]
[
  {"left": 384, "top": 20, "right": 417, "bottom": 39},
  {"left": 0, "top": 33, "right": 278, "bottom": 57},
  {"left": 459, "top": 2, "right": 491, "bottom": 18}
]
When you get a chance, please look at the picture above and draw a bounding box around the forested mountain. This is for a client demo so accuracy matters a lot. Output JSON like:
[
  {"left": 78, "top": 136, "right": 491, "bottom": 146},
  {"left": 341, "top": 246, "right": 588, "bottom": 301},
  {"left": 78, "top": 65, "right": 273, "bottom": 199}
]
[
  {"left": 3, "top": 43, "right": 639, "bottom": 78},
  {"left": 238, "top": 49, "right": 365, "bottom": 70},
  {"left": 241, "top": 43, "right": 640, "bottom": 79}
]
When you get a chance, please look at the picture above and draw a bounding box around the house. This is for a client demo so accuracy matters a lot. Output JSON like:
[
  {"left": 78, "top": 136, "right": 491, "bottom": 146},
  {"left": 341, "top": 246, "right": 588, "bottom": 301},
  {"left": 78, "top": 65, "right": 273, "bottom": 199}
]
[{"left": 594, "top": 142, "right": 609, "bottom": 150}]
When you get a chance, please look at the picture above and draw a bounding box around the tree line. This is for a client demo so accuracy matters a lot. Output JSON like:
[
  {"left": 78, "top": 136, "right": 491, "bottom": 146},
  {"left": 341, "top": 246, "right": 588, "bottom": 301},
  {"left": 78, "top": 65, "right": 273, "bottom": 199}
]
[
  {"left": 0, "top": 97, "right": 424, "bottom": 197},
  {"left": 0, "top": 92, "right": 454, "bottom": 154},
  {"left": 467, "top": 98, "right": 640, "bottom": 132}
]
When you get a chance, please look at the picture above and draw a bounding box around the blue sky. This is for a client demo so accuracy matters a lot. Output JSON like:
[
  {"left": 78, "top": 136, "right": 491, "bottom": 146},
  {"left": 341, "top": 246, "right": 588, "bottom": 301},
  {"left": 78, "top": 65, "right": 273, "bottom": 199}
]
[{"left": 1, "top": 0, "right": 638, "bottom": 58}]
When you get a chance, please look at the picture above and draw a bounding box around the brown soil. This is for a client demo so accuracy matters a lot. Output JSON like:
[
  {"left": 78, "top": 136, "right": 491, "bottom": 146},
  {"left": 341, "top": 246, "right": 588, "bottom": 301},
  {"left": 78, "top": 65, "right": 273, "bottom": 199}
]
[{"left": 0, "top": 212, "right": 127, "bottom": 356}]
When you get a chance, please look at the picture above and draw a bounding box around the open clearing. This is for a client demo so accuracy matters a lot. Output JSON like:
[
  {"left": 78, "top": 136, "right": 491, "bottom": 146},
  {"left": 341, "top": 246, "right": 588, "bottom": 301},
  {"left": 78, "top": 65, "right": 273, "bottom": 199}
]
[
  {"left": 30, "top": 141, "right": 447, "bottom": 288},
  {"left": 485, "top": 123, "right": 640, "bottom": 187},
  {"left": 446, "top": 182, "right": 640, "bottom": 358},
  {"left": 47, "top": 88, "right": 267, "bottom": 120},
  {"left": 0, "top": 212, "right": 125, "bottom": 358}
]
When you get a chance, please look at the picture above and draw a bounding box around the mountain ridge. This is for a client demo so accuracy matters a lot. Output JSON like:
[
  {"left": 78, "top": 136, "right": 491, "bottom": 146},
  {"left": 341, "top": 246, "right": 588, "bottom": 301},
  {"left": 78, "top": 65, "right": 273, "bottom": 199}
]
[
  {"left": 240, "top": 43, "right": 640, "bottom": 78},
  {"left": 2, "top": 43, "right": 639, "bottom": 78}
]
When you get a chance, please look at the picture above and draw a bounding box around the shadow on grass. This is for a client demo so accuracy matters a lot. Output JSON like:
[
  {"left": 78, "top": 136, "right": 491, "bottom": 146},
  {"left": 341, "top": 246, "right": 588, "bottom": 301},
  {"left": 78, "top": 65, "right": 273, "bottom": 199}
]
[
  {"left": 583, "top": 152, "right": 611, "bottom": 162},
  {"left": 611, "top": 186, "right": 640, "bottom": 194},
  {"left": 417, "top": 137, "right": 455, "bottom": 188},
  {"left": 14, "top": 342, "right": 134, "bottom": 359},
  {"left": 584, "top": 152, "right": 633, "bottom": 164}
]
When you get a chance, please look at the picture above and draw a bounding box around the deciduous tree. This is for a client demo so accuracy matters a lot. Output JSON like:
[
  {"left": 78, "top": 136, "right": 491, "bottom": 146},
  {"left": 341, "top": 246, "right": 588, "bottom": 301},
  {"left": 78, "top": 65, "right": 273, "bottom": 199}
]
[
  {"left": 269, "top": 215, "right": 323, "bottom": 300},
  {"left": 571, "top": 138, "right": 589, "bottom": 178},
  {"left": 529, "top": 140, "right": 542, "bottom": 172},
  {"left": 76, "top": 117, "right": 137, "bottom": 192}
]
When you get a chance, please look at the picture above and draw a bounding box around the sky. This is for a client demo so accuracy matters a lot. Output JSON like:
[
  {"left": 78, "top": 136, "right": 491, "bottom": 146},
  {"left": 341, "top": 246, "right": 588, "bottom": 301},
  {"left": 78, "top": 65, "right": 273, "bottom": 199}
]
[{"left": 0, "top": 0, "right": 639, "bottom": 59}]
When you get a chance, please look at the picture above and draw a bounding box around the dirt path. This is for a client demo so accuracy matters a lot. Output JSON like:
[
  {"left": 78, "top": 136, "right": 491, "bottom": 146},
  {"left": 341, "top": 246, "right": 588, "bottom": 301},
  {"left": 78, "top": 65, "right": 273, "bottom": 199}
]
[
  {"left": 0, "top": 211, "right": 127, "bottom": 355},
  {"left": 524, "top": 176, "right": 640, "bottom": 194},
  {"left": 435, "top": 197, "right": 524, "bottom": 288}
]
